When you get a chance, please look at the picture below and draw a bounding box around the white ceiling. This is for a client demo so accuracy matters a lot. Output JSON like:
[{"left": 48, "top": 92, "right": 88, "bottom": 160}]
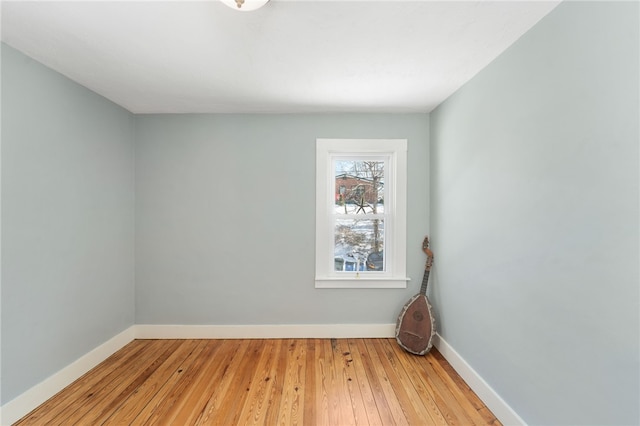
[{"left": 1, "top": 0, "right": 561, "bottom": 114}]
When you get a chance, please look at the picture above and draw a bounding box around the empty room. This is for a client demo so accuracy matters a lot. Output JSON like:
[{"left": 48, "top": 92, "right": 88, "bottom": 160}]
[{"left": 1, "top": 0, "right": 638, "bottom": 425}]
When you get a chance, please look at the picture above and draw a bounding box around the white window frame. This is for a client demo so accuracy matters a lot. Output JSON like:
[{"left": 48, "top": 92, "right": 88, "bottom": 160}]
[{"left": 315, "top": 138, "right": 409, "bottom": 288}]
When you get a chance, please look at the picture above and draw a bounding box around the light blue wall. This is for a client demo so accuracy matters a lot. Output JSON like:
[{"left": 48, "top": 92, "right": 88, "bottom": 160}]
[
  {"left": 134, "top": 114, "right": 429, "bottom": 324},
  {"left": 430, "top": 2, "right": 639, "bottom": 425},
  {"left": 1, "top": 44, "right": 135, "bottom": 403}
]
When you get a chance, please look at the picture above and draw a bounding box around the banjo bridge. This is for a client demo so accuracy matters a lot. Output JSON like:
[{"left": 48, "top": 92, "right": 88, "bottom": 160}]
[{"left": 402, "top": 331, "right": 424, "bottom": 339}]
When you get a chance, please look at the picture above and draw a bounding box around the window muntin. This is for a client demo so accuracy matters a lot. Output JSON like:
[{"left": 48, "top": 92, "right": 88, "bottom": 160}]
[{"left": 315, "top": 139, "right": 408, "bottom": 288}]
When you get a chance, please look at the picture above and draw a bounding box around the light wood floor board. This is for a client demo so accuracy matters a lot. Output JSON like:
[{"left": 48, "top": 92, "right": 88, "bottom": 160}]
[{"left": 14, "top": 339, "right": 501, "bottom": 425}]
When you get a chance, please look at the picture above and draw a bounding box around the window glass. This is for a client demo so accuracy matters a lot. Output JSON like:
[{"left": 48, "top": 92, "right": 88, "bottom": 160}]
[{"left": 333, "top": 159, "right": 386, "bottom": 272}]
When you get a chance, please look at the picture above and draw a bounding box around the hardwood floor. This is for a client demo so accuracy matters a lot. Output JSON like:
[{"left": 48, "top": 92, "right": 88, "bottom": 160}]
[{"left": 15, "top": 339, "right": 500, "bottom": 425}]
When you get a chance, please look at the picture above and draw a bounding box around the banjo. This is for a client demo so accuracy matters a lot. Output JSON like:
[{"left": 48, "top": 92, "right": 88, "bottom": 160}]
[{"left": 395, "top": 236, "right": 436, "bottom": 355}]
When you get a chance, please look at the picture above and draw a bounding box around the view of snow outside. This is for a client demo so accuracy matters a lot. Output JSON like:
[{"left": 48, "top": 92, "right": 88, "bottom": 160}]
[
  {"left": 333, "top": 159, "right": 385, "bottom": 272},
  {"left": 334, "top": 205, "right": 385, "bottom": 272}
]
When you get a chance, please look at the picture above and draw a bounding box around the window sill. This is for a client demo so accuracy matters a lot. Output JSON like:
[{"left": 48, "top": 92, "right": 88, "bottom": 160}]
[{"left": 315, "top": 277, "right": 410, "bottom": 289}]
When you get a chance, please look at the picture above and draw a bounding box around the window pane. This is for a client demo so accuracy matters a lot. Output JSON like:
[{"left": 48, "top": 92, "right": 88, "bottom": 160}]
[
  {"left": 334, "top": 160, "right": 384, "bottom": 215},
  {"left": 334, "top": 218, "right": 384, "bottom": 272}
]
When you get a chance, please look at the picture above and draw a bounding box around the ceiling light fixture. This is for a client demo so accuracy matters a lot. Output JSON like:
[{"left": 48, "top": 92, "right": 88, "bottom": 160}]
[{"left": 220, "top": 0, "right": 269, "bottom": 11}]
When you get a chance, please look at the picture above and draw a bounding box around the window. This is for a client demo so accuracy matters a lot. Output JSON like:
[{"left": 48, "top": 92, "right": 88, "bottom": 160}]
[{"left": 315, "top": 139, "right": 408, "bottom": 288}]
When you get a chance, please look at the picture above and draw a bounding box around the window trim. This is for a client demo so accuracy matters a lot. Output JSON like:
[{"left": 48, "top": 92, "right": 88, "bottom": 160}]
[{"left": 315, "top": 138, "right": 409, "bottom": 289}]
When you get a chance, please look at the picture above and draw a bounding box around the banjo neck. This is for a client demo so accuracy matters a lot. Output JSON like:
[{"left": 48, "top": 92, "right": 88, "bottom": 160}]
[
  {"left": 419, "top": 236, "right": 433, "bottom": 296},
  {"left": 419, "top": 268, "right": 431, "bottom": 296}
]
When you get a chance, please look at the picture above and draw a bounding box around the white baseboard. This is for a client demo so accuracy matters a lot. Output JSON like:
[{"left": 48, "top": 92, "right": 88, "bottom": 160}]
[
  {"left": 0, "top": 326, "right": 136, "bottom": 426},
  {"left": 433, "top": 334, "right": 526, "bottom": 426},
  {"left": 134, "top": 323, "right": 397, "bottom": 339}
]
